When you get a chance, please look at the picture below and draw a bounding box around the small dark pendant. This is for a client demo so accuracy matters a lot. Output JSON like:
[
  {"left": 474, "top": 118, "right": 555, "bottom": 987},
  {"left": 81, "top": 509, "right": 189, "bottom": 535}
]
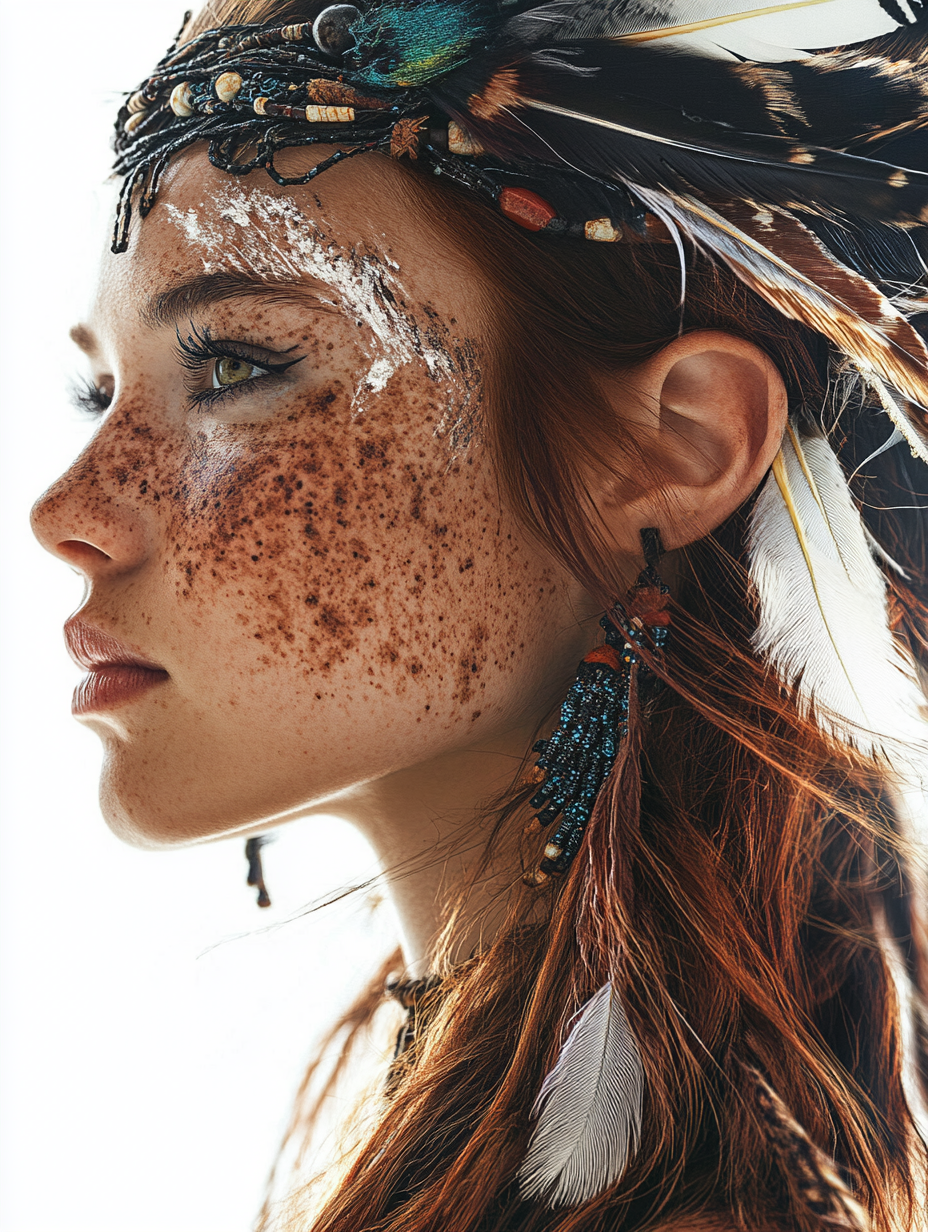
[
  {"left": 312, "top": 5, "right": 361, "bottom": 57},
  {"left": 245, "top": 836, "right": 271, "bottom": 908}
]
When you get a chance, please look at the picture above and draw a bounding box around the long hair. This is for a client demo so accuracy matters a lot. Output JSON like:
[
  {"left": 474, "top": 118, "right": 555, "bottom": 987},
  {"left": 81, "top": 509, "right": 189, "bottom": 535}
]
[{"left": 176, "top": 5, "right": 928, "bottom": 1229}]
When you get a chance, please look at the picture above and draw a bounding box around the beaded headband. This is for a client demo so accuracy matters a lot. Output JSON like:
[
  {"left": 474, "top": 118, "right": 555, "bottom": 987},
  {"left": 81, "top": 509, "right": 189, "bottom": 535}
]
[{"left": 114, "top": 0, "right": 928, "bottom": 459}]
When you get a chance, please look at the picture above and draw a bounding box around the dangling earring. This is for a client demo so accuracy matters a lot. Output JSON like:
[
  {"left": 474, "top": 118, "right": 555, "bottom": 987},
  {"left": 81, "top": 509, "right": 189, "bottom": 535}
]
[
  {"left": 518, "top": 530, "right": 670, "bottom": 1208},
  {"left": 245, "top": 836, "right": 272, "bottom": 908},
  {"left": 525, "top": 527, "right": 670, "bottom": 884}
]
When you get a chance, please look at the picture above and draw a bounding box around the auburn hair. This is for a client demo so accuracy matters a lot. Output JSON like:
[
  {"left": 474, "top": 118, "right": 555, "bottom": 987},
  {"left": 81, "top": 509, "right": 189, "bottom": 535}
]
[{"left": 174, "top": 4, "right": 928, "bottom": 1229}]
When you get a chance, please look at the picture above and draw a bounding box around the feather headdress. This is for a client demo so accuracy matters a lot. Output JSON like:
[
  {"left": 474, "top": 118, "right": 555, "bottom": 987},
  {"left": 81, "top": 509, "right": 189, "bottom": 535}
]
[
  {"left": 112, "top": 0, "right": 928, "bottom": 1211},
  {"left": 115, "top": 0, "right": 928, "bottom": 459}
]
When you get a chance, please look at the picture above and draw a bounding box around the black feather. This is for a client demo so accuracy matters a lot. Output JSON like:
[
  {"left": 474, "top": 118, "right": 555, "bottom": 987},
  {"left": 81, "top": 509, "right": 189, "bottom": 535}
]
[{"left": 436, "top": 42, "right": 928, "bottom": 229}]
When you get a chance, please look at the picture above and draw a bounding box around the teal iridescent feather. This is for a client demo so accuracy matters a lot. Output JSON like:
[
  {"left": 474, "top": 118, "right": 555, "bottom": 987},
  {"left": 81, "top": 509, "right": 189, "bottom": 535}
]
[{"left": 347, "top": 0, "right": 497, "bottom": 89}]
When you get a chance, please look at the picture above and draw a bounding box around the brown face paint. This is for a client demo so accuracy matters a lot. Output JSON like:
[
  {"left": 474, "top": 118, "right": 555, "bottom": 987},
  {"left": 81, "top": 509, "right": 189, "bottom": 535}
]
[{"left": 31, "top": 151, "right": 594, "bottom": 847}]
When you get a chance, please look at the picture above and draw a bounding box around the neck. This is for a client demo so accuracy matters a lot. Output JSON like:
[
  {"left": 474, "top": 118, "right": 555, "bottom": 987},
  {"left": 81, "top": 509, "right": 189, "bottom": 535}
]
[{"left": 326, "top": 723, "right": 536, "bottom": 977}]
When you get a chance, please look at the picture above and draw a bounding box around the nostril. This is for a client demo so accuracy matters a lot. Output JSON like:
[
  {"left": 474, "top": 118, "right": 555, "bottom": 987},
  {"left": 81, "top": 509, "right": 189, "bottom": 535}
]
[{"left": 57, "top": 540, "right": 113, "bottom": 569}]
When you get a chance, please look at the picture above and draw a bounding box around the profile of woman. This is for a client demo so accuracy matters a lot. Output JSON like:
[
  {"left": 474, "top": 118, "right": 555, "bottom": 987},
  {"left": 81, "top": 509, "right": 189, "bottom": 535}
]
[{"left": 30, "top": 2, "right": 928, "bottom": 1230}]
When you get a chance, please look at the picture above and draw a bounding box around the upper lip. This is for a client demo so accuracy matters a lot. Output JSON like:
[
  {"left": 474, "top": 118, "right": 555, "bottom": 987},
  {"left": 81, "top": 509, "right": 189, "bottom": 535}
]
[{"left": 64, "top": 617, "right": 167, "bottom": 674}]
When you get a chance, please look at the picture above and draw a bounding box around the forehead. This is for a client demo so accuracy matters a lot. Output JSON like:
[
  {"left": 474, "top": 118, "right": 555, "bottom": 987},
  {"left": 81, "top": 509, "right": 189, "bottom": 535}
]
[{"left": 91, "top": 144, "right": 481, "bottom": 336}]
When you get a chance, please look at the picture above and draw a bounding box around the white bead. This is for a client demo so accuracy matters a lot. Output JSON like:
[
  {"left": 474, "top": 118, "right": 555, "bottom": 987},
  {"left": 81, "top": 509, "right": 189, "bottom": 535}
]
[
  {"left": 127, "top": 91, "right": 148, "bottom": 114},
  {"left": 123, "top": 110, "right": 147, "bottom": 134},
  {"left": 448, "top": 122, "right": 484, "bottom": 156},
  {"left": 214, "top": 71, "right": 242, "bottom": 103},
  {"left": 253, "top": 96, "right": 269, "bottom": 116},
  {"left": 170, "top": 82, "right": 193, "bottom": 117},
  {"left": 584, "top": 217, "right": 621, "bottom": 242}
]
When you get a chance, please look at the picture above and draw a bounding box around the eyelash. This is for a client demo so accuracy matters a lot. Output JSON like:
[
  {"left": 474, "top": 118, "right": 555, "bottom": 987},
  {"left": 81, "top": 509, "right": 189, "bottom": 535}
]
[
  {"left": 71, "top": 378, "right": 112, "bottom": 418},
  {"left": 174, "top": 323, "right": 305, "bottom": 408},
  {"left": 69, "top": 326, "right": 305, "bottom": 420}
]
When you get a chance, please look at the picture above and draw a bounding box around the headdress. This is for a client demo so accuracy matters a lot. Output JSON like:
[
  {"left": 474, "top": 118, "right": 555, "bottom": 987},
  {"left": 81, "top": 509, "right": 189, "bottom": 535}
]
[{"left": 114, "top": 0, "right": 928, "bottom": 1215}]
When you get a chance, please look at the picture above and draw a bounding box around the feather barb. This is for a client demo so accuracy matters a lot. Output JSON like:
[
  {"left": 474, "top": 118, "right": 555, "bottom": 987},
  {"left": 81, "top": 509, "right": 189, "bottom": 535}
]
[{"left": 616, "top": 0, "right": 835, "bottom": 44}]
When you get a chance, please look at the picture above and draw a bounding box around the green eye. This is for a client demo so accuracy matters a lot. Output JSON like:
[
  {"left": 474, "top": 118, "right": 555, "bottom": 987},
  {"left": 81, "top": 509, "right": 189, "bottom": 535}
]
[{"left": 213, "top": 356, "right": 261, "bottom": 387}]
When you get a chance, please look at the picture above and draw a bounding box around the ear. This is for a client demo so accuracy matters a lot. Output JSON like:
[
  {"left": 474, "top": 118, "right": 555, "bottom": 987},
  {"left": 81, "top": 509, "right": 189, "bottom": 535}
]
[{"left": 594, "top": 330, "right": 788, "bottom": 557}]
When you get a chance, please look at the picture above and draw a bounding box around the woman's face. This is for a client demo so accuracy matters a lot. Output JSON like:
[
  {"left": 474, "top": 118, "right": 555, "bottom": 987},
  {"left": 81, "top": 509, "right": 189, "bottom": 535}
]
[{"left": 31, "top": 149, "right": 594, "bottom": 846}]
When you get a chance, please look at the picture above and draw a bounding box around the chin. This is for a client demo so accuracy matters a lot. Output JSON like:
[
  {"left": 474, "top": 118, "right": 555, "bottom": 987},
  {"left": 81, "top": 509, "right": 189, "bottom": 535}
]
[{"left": 97, "top": 751, "right": 254, "bottom": 849}]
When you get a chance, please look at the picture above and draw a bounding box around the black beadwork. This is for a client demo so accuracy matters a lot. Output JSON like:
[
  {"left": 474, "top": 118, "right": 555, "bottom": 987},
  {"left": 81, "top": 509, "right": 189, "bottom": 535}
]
[
  {"left": 110, "top": 6, "right": 658, "bottom": 253},
  {"left": 529, "top": 529, "right": 669, "bottom": 877}
]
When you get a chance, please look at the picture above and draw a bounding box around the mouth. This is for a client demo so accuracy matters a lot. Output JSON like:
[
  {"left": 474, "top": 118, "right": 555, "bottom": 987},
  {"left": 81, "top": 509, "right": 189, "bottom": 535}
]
[{"left": 64, "top": 618, "right": 170, "bottom": 716}]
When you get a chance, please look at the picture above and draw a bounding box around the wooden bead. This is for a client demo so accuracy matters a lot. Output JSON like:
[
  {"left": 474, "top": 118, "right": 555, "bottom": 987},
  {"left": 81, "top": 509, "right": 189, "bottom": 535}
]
[
  {"left": 522, "top": 867, "right": 549, "bottom": 887},
  {"left": 281, "top": 22, "right": 311, "bottom": 41},
  {"left": 306, "top": 79, "right": 389, "bottom": 109},
  {"left": 447, "top": 122, "right": 484, "bottom": 156},
  {"left": 543, "top": 842, "right": 564, "bottom": 863},
  {"left": 253, "top": 96, "right": 269, "bottom": 116},
  {"left": 498, "top": 186, "right": 558, "bottom": 232},
  {"left": 214, "top": 71, "right": 242, "bottom": 103},
  {"left": 170, "top": 82, "right": 193, "bottom": 117},
  {"left": 305, "top": 104, "right": 355, "bottom": 123}
]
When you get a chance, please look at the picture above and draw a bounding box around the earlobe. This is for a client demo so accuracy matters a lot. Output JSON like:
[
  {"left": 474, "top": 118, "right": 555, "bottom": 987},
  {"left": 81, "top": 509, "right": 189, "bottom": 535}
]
[{"left": 596, "top": 331, "right": 788, "bottom": 556}]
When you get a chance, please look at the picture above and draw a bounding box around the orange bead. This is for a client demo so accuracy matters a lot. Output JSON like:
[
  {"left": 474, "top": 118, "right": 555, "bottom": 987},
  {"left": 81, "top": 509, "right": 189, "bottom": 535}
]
[{"left": 583, "top": 645, "right": 622, "bottom": 671}]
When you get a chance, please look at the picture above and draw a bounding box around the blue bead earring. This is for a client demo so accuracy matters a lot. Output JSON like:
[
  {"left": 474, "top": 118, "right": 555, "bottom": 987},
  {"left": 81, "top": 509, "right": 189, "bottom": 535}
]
[{"left": 526, "top": 528, "right": 670, "bottom": 882}]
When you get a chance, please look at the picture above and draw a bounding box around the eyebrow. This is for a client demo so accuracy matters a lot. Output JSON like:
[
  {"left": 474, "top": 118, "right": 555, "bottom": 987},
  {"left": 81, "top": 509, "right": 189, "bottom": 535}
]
[{"left": 140, "top": 271, "right": 336, "bottom": 329}]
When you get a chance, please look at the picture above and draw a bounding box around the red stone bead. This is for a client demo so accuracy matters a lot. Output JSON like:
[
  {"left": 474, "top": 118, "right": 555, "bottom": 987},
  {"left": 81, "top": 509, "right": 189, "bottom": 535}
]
[{"left": 498, "top": 186, "right": 558, "bottom": 232}]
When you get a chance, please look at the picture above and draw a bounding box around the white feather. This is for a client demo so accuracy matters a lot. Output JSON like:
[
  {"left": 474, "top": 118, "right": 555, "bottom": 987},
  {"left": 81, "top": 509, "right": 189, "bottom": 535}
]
[
  {"left": 512, "top": 1, "right": 908, "bottom": 60},
  {"left": 518, "top": 981, "right": 644, "bottom": 1207},
  {"left": 748, "top": 427, "right": 927, "bottom": 765}
]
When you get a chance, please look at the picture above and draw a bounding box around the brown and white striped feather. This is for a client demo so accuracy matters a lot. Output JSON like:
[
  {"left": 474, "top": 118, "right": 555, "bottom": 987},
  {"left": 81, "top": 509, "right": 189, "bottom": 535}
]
[
  {"left": 628, "top": 187, "right": 928, "bottom": 459},
  {"left": 741, "top": 1063, "right": 872, "bottom": 1230}
]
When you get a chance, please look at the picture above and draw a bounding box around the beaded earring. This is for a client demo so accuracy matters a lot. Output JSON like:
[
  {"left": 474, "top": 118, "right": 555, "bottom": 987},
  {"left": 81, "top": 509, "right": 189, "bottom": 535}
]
[{"left": 525, "top": 527, "right": 669, "bottom": 884}]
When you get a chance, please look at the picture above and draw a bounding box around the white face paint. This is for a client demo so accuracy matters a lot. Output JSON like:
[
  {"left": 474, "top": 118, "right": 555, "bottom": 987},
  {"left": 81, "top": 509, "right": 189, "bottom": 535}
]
[{"left": 166, "top": 185, "right": 477, "bottom": 436}]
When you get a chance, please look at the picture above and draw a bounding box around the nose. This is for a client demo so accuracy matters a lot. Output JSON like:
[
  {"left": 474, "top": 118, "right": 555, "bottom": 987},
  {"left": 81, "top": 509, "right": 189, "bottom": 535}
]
[{"left": 30, "top": 443, "right": 152, "bottom": 581}]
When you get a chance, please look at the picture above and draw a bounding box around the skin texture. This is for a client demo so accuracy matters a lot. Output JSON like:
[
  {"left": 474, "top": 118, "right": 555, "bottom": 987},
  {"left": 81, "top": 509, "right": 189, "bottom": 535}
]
[{"left": 31, "top": 146, "right": 786, "bottom": 972}]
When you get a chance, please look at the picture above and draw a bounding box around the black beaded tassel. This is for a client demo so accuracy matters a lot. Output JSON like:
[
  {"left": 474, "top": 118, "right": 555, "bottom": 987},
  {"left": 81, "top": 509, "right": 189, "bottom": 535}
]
[{"left": 526, "top": 529, "right": 669, "bottom": 882}]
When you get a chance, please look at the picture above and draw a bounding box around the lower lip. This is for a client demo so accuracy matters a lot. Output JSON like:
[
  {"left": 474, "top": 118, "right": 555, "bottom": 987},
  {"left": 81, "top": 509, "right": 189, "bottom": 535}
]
[{"left": 72, "top": 665, "right": 169, "bottom": 715}]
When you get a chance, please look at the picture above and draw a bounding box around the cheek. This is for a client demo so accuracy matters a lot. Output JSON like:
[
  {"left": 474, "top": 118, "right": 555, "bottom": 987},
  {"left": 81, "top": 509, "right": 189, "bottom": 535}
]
[{"left": 160, "top": 365, "right": 559, "bottom": 723}]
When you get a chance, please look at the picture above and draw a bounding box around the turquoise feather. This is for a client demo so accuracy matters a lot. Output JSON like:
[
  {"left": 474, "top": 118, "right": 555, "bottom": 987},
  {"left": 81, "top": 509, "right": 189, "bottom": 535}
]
[{"left": 349, "top": 1, "right": 496, "bottom": 88}]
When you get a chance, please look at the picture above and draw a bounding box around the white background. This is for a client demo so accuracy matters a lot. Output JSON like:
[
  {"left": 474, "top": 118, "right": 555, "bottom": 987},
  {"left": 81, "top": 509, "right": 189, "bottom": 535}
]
[
  {"left": 0, "top": 1, "right": 910, "bottom": 1229},
  {"left": 0, "top": 6, "right": 395, "bottom": 1230}
]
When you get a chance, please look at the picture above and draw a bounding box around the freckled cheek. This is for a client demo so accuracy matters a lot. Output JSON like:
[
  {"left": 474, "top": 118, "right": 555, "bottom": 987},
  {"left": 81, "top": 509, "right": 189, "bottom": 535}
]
[{"left": 153, "top": 367, "right": 538, "bottom": 709}]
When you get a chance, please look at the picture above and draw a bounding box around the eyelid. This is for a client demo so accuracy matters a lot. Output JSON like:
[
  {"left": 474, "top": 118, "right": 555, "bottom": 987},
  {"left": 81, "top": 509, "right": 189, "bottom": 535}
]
[
  {"left": 174, "top": 322, "right": 304, "bottom": 371},
  {"left": 173, "top": 322, "right": 305, "bottom": 410}
]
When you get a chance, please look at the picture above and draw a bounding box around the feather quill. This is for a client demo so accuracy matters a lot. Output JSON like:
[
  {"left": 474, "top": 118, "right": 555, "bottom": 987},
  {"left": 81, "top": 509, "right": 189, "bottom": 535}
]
[
  {"left": 747, "top": 427, "right": 926, "bottom": 760},
  {"left": 518, "top": 981, "right": 644, "bottom": 1207}
]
